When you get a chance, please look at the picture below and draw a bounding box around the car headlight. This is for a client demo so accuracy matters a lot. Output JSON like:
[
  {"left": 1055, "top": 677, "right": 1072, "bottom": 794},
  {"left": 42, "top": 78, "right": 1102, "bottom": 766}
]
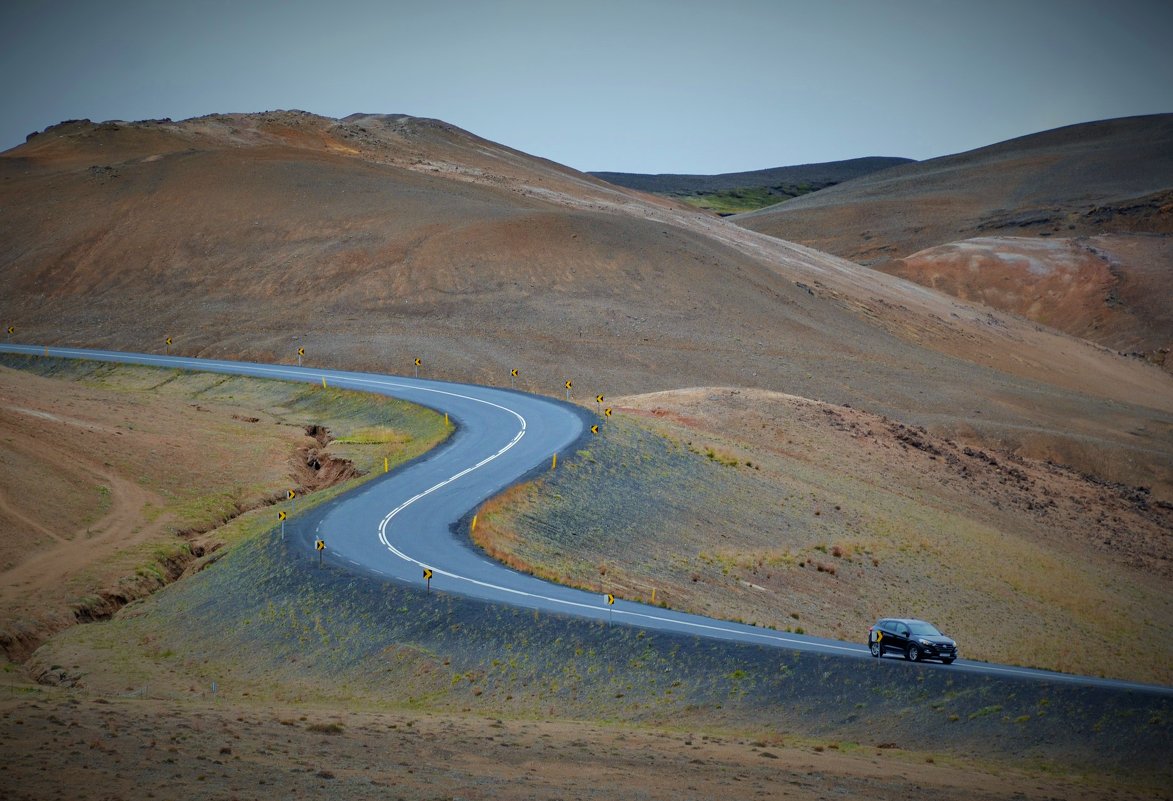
[{"left": 918, "top": 638, "right": 932, "bottom": 646}]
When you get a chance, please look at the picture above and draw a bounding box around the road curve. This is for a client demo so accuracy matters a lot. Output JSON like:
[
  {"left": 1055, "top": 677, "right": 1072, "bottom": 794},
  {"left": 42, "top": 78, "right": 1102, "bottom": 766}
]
[{"left": 2, "top": 345, "right": 1169, "bottom": 697}]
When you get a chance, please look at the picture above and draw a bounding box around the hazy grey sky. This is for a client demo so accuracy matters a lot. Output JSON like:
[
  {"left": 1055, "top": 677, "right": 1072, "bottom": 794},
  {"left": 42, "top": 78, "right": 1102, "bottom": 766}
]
[{"left": 2, "top": 0, "right": 1171, "bottom": 173}]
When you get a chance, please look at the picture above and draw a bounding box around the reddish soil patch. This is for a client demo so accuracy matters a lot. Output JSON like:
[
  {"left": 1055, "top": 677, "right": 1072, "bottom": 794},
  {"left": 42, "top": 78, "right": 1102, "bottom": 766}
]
[{"left": 884, "top": 234, "right": 1172, "bottom": 363}]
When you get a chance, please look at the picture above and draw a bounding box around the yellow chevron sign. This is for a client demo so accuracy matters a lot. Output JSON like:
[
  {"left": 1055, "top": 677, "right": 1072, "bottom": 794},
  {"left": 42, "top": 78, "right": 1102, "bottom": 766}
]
[
  {"left": 278, "top": 511, "right": 287, "bottom": 521},
  {"left": 315, "top": 539, "right": 325, "bottom": 551},
  {"left": 605, "top": 593, "right": 615, "bottom": 605},
  {"left": 590, "top": 424, "right": 599, "bottom": 435}
]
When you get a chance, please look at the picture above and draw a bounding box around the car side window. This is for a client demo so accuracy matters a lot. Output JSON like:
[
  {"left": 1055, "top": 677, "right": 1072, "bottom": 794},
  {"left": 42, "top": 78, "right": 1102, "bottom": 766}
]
[{"left": 897, "top": 623, "right": 909, "bottom": 636}]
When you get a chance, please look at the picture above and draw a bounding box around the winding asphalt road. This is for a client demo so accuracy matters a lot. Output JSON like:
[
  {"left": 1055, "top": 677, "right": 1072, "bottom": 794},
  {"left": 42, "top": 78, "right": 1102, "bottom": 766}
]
[{"left": 3, "top": 345, "right": 1169, "bottom": 697}]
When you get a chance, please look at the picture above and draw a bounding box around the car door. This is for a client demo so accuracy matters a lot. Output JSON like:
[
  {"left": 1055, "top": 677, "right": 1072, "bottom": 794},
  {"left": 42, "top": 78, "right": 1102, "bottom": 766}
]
[
  {"left": 874, "top": 619, "right": 895, "bottom": 655},
  {"left": 893, "top": 621, "right": 912, "bottom": 654}
]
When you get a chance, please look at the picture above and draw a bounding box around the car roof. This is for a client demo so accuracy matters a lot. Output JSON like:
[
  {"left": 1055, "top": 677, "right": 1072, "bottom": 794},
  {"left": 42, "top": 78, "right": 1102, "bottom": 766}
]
[{"left": 878, "top": 618, "right": 931, "bottom": 625}]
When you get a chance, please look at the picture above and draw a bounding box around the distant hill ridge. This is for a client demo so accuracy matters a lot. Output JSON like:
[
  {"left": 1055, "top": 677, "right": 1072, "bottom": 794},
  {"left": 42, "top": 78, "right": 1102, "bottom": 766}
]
[
  {"left": 589, "top": 156, "right": 913, "bottom": 215},
  {"left": 589, "top": 156, "right": 913, "bottom": 194}
]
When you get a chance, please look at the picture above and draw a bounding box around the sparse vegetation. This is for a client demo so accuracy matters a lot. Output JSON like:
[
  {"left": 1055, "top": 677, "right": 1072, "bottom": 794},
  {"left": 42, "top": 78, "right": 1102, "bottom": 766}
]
[
  {"left": 468, "top": 392, "right": 1173, "bottom": 686},
  {"left": 0, "top": 357, "right": 451, "bottom": 661}
]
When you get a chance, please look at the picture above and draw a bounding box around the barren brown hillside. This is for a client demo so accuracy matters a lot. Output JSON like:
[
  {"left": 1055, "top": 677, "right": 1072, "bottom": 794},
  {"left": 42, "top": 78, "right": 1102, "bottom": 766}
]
[
  {"left": 734, "top": 114, "right": 1173, "bottom": 264},
  {"left": 1, "top": 111, "right": 1171, "bottom": 497},
  {"left": 733, "top": 116, "right": 1173, "bottom": 364}
]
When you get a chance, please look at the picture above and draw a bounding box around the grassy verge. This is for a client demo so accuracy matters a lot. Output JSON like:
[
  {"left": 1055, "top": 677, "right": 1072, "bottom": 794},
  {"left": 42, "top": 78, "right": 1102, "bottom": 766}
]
[
  {"left": 471, "top": 404, "right": 1172, "bottom": 686},
  {"left": 28, "top": 524, "right": 1173, "bottom": 785}
]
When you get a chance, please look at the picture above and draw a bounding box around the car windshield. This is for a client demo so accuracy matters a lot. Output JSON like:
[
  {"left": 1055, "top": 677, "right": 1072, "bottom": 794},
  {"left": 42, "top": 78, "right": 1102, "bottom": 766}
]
[{"left": 908, "top": 622, "right": 941, "bottom": 636}]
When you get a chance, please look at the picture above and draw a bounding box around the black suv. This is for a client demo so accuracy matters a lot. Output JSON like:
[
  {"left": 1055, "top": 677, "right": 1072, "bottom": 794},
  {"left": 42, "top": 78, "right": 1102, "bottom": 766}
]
[{"left": 868, "top": 618, "right": 957, "bottom": 663}]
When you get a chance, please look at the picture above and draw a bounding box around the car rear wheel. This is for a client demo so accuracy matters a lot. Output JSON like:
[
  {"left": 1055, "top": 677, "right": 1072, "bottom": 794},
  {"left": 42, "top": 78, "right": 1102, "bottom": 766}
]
[
  {"left": 906, "top": 645, "right": 921, "bottom": 662},
  {"left": 869, "top": 641, "right": 881, "bottom": 658}
]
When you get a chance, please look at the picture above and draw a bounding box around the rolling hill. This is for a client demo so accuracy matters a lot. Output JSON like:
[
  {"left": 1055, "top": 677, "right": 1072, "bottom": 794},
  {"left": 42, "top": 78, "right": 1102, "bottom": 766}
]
[
  {"left": 732, "top": 116, "right": 1173, "bottom": 362},
  {"left": 733, "top": 114, "right": 1173, "bottom": 262},
  {"left": 1, "top": 110, "right": 1170, "bottom": 502}
]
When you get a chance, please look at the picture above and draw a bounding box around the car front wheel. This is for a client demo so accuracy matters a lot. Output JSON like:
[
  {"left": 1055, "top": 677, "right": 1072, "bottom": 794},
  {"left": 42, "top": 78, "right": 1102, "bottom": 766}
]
[
  {"left": 870, "top": 641, "right": 881, "bottom": 658},
  {"left": 906, "top": 645, "right": 921, "bottom": 662}
]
